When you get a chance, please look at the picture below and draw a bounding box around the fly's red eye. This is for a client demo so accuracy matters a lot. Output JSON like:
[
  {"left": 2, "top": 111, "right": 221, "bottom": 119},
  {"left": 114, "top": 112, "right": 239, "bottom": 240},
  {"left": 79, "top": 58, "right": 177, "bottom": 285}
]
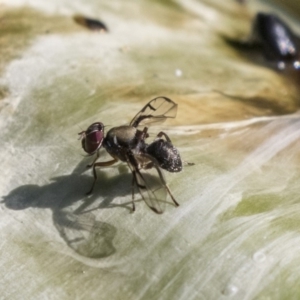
[{"left": 82, "top": 122, "right": 104, "bottom": 154}]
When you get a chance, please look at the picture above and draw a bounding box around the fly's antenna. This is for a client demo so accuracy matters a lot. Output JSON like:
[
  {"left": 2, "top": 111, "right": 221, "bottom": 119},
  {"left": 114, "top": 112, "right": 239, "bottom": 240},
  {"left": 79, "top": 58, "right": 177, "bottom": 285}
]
[{"left": 77, "top": 124, "right": 86, "bottom": 140}]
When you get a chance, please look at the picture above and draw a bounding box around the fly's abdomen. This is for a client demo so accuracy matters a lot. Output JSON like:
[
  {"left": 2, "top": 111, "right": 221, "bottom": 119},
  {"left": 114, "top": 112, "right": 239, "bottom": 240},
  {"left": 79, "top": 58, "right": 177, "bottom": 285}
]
[{"left": 146, "top": 139, "right": 182, "bottom": 172}]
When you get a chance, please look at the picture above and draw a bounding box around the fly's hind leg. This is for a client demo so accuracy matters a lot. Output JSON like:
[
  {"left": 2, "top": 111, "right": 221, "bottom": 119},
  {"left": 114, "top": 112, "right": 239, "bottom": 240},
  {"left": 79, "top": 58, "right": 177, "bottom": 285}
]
[
  {"left": 156, "top": 131, "right": 172, "bottom": 142},
  {"left": 131, "top": 173, "right": 136, "bottom": 212},
  {"left": 151, "top": 162, "right": 179, "bottom": 207},
  {"left": 183, "top": 161, "right": 195, "bottom": 166},
  {"left": 130, "top": 169, "right": 148, "bottom": 213},
  {"left": 156, "top": 131, "right": 194, "bottom": 166},
  {"left": 86, "top": 157, "right": 118, "bottom": 195}
]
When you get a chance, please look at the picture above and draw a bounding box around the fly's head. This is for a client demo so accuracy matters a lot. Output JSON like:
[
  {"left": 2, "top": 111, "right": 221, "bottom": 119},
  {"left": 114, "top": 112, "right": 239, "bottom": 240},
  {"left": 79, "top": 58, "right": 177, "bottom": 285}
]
[{"left": 78, "top": 122, "right": 105, "bottom": 155}]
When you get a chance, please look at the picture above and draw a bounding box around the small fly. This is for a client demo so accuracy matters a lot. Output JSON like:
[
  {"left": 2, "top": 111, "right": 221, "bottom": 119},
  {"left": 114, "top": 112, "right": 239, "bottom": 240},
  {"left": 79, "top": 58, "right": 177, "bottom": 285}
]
[{"left": 78, "top": 97, "right": 192, "bottom": 214}]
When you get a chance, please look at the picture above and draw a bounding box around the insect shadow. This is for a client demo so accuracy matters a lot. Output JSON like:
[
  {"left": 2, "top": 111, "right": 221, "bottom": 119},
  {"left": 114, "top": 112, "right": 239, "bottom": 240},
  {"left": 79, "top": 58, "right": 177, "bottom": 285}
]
[{"left": 1, "top": 158, "right": 147, "bottom": 259}]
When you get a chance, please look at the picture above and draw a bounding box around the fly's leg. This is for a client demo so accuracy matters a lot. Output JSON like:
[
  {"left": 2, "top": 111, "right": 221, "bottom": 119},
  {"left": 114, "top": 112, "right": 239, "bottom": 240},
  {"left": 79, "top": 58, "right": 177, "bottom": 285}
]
[
  {"left": 86, "top": 158, "right": 118, "bottom": 195},
  {"left": 183, "top": 160, "right": 195, "bottom": 166},
  {"left": 155, "top": 131, "right": 172, "bottom": 142},
  {"left": 152, "top": 161, "right": 179, "bottom": 207},
  {"left": 131, "top": 174, "right": 136, "bottom": 212},
  {"left": 136, "top": 127, "right": 149, "bottom": 142},
  {"left": 130, "top": 164, "right": 147, "bottom": 213},
  {"left": 127, "top": 157, "right": 137, "bottom": 213},
  {"left": 87, "top": 152, "right": 99, "bottom": 168},
  {"left": 128, "top": 154, "right": 149, "bottom": 213},
  {"left": 141, "top": 127, "right": 149, "bottom": 139}
]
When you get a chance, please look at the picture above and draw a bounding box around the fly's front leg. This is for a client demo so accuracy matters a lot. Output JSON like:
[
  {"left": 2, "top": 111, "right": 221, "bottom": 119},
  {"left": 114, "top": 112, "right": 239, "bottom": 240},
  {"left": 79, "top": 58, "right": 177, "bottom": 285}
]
[
  {"left": 87, "top": 151, "right": 99, "bottom": 168},
  {"left": 86, "top": 157, "right": 118, "bottom": 195}
]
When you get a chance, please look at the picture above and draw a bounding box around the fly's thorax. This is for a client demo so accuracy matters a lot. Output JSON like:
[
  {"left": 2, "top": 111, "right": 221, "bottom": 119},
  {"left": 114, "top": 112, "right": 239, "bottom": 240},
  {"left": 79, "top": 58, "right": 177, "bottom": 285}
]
[
  {"left": 103, "top": 125, "right": 140, "bottom": 161},
  {"left": 105, "top": 125, "right": 137, "bottom": 147}
]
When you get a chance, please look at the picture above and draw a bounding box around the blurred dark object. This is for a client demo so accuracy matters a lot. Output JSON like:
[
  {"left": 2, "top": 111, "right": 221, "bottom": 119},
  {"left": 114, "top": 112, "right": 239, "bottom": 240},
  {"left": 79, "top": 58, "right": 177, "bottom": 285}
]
[
  {"left": 251, "top": 13, "right": 300, "bottom": 69},
  {"left": 73, "top": 15, "right": 108, "bottom": 32},
  {"left": 225, "top": 12, "right": 300, "bottom": 70}
]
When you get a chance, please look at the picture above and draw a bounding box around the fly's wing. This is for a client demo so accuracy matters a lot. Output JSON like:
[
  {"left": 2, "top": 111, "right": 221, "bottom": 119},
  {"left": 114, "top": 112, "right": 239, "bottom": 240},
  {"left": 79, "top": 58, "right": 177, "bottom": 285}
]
[
  {"left": 127, "top": 153, "right": 169, "bottom": 214},
  {"left": 129, "top": 96, "right": 177, "bottom": 128}
]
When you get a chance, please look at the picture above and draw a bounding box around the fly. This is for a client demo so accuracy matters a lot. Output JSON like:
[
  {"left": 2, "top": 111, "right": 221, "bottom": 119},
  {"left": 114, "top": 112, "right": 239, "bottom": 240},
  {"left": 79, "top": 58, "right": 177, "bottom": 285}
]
[{"left": 78, "top": 97, "right": 192, "bottom": 214}]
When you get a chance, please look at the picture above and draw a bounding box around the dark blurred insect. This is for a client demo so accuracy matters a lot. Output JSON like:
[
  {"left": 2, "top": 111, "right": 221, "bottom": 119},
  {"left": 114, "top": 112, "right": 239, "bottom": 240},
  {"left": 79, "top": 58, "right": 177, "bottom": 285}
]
[
  {"left": 78, "top": 97, "right": 192, "bottom": 214},
  {"left": 250, "top": 13, "right": 300, "bottom": 69},
  {"left": 225, "top": 12, "right": 300, "bottom": 70},
  {"left": 73, "top": 15, "right": 108, "bottom": 32}
]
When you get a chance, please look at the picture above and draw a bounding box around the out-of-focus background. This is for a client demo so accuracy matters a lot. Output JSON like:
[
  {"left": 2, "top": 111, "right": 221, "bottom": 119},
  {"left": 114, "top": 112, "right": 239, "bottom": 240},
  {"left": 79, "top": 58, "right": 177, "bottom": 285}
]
[{"left": 1, "top": 0, "right": 300, "bottom": 299}]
